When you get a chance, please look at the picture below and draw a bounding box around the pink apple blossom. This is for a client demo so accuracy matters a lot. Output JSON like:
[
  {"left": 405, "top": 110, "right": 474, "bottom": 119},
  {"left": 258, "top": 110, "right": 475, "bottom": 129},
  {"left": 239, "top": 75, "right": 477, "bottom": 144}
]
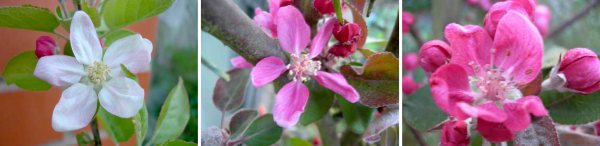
[
  {"left": 230, "top": 56, "right": 253, "bottom": 69},
  {"left": 543, "top": 48, "right": 600, "bottom": 94},
  {"left": 250, "top": 6, "right": 359, "bottom": 128},
  {"left": 430, "top": 10, "right": 548, "bottom": 142},
  {"left": 533, "top": 5, "right": 551, "bottom": 37},
  {"left": 402, "top": 12, "right": 414, "bottom": 34},
  {"left": 419, "top": 40, "right": 451, "bottom": 74},
  {"left": 254, "top": 0, "right": 293, "bottom": 38},
  {"left": 403, "top": 53, "right": 419, "bottom": 72},
  {"left": 484, "top": 0, "right": 536, "bottom": 37},
  {"left": 33, "top": 11, "right": 151, "bottom": 132},
  {"left": 35, "top": 36, "right": 58, "bottom": 58},
  {"left": 402, "top": 75, "right": 421, "bottom": 95},
  {"left": 441, "top": 120, "right": 470, "bottom": 146}
]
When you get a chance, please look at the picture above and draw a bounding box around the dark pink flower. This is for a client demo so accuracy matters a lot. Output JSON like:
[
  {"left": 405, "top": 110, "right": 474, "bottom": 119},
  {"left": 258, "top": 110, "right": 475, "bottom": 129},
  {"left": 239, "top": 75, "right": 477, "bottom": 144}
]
[
  {"left": 35, "top": 36, "right": 57, "bottom": 58},
  {"left": 230, "top": 56, "right": 253, "bottom": 69},
  {"left": 484, "top": 0, "right": 536, "bottom": 37},
  {"left": 328, "top": 42, "right": 357, "bottom": 57},
  {"left": 402, "top": 12, "right": 414, "bottom": 34},
  {"left": 430, "top": 11, "right": 547, "bottom": 142},
  {"left": 558, "top": 48, "right": 600, "bottom": 94},
  {"left": 418, "top": 40, "right": 451, "bottom": 74},
  {"left": 250, "top": 6, "right": 359, "bottom": 128},
  {"left": 402, "top": 75, "right": 421, "bottom": 95},
  {"left": 441, "top": 120, "right": 470, "bottom": 146},
  {"left": 403, "top": 53, "right": 419, "bottom": 72},
  {"left": 254, "top": 0, "right": 293, "bottom": 38},
  {"left": 534, "top": 5, "right": 551, "bottom": 37}
]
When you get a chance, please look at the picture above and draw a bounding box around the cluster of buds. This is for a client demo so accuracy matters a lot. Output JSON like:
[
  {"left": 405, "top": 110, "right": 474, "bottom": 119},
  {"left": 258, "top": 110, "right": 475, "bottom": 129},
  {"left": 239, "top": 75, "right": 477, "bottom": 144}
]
[{"left": 329, "top": 21, "right": 361, "bottom": 57}]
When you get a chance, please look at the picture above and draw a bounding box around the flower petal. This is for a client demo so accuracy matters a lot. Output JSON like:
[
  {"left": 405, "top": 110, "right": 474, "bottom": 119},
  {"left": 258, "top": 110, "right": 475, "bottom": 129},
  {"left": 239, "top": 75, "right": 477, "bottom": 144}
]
[
  {"left": 70, "top": 11, "right": 103, "bottom": 65},
  {"left": 230, "top": 56, "right": 254, "bottom": 69},
  {"left": 103, "top": 34, "right": 153, "bottom": 77},
  {"left": 276, "top": 6, "right": 311, "bottom": 54},
  {"left": 493, "top": 11, "right": 543, "bottom": 84},
  {"left": 34, "top": 55, "right": 85, "bottom": 87},
  {"left": 250, "top": 56, "right": 287, "bottom": 87},
  {"left": 99, "top": 77, "right": 144, "bottom": 118},
  {"left": 502, "top": 101, "right": 530, "bottom": 132},
  {"left": 52, "top": 83, "right": 97, "bottom": 132},
  {"left": 313, "top": 71, "right": 359, "bottom": 103},
  {"left": 430, "top": 64, "right": 474, "bottom": 119},
  {"left": 476, "top": 118, "right": 516, "bottom": 142},
  {"left": 273, "top": 81, "right": 309, "bottom": 128},
  {"left": 254, "top": 8, "right": 277, "bottom": 38},
  {"left": 457, "top": 102, "right": 507, "bottom": 123},
  {"left": 517, "top": 95, "right": 548, "bottom": 116},
  {"left": 308, "top": 18, "right": 337, "bottom": 58},
  {"left": 445, "top": 23, "right": 494, "bottom": 76}
]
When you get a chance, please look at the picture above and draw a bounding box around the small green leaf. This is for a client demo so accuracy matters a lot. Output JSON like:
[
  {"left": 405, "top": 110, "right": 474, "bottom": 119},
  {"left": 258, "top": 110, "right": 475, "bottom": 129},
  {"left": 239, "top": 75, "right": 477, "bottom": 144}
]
[
  {"left": 104, "top": 29, "right": 136, "bottom": 47},
  {"left": 0, "top": 6, "right": 59, "bottom": 32},
  {"left": 286, "top": 137, "right": 312, "bottom": 146},
  {"left": 121, "top": 64, "right": 139, "bottom": 82},
  {"left": 149, "top": 77, "right": 190, "bottom": 144},
  {"left": 242, "top": 114, "right": 283, "bottom": 146},
  {"left": 97, "top": 106, "right": 135, "bottom": 142},
  {"left": 157, "top": 139, "right": 196, "bottom": 146},
  {"left": 299, "top": 80, "right": 335, "bottom": 125},
  {"left": 540, "top": 90, "right": 600, "bottom": 124},
  {"left": 2, "top": 51, "right": 51, "bottom": 91},
  {"left": 102, "top": 0, "right": 175, "bottom": 29},
  {"left": 403, "top": 85, "right": 446, "bottom": 132},
  {"left": 212, "top": 69, "right": 249, "bottom": 112},
  {"left": 133, "top": 104, "right": 148, "bottom": 146},
  {"left": 63, "top": 41, "right": 74, "bottom": 57},
  {"left": 76, "top": 132, "right": 93, "bottom": 146},
  {"left": 337, "top": 95, "right": 375, "bottom": 134},
  {"left": 229, "top": 109, "right": 258, "bottom": 139}
]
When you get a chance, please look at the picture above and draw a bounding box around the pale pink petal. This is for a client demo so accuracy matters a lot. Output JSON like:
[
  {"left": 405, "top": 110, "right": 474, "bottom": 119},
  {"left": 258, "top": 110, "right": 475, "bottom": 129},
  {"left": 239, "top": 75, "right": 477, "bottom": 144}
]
[
  {"left": 493, "top": 11, "right": 543, "bottom": 84},
  {"left": 276, "top": 6, "right": 311, "bottom": 54},
  {"left": 313, "top": 71, "right": 359, "bottom": 103},
  {"left": 273, "top": 81, "right": 309, "bottom": 128},
  {"left": 429, "top": 64, "right": 474, "bottom": 119},
  {"left": 476, "top": 118, "right": 515, "bottom": 142},
  {"left": 230, "top": 56, "right": 253, "bottom": 69},
  {"left": 103, "top": 34, "right": 153, "bottom": 77},
  {"left": 517, "top": 96, "right": 549, "bottom": 116},
  {"left": 250, "top": 56, "right": 287, "bottom": 87},
  {"left": 52, "top": 83, "right": 97, "bottom": 132},
  {"left": 457, "top": 102, "right": 507, "bottom": 123},
  {"left": 70, "top": 11, "right": 103, "bottom": 65},
  {"left": 98, "top": 77, "right": 144, "bottom": 118},
  {"left": 34, "top": 55, "right": 85, "bottom": 87},
  {"left": 308, "top": 18, "right": 337, "bottom": 58},
  {"left": 269, "top": 0, "right": 282, "bottom": 14},
  {"left": 444, "top": 23, "right": 493, "bottom": 76},
  {"left": 254, "top": 8, "right": 277, "bottom": 38}
]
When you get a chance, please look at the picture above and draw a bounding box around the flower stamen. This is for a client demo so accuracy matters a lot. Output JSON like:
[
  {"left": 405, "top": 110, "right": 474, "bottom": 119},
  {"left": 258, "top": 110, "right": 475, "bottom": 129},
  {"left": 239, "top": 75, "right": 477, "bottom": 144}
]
[
  {"left": 86, "top": 61, "right": 110, "bottom": 85},
  {"left": 287, "top": 53, "right": 321, "bottom": 82}
]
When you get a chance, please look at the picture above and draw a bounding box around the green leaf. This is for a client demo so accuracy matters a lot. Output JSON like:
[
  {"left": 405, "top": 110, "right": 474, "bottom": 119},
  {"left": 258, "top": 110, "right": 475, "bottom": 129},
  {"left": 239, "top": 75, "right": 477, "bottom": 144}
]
[
  {"left": 299, "top": 80, "right": 335, "bottom": 125},
  {"left": 63, "top": 40, "right": 74, "bottom": 57},
  {"left": 104, "top": 29, "right": 136, "bottom": 47},
  {"left": 76, "top": 132, "right": 93, "bottom": 146},
  {"left": 121, "top": 64, "right": 139, "bottom": 82},
  {"left": 286, "top": 137, "right": 312, "bottom": 146},
  {"left": 133, "top": 104, "right": 148, "bottom": 146},
  {"left": 157, "top": 140, "right": 196, "bottom": 146},
  {"left": 2, "top": 51, "right": 51, "bottom": 91},
  {"left": 337, "top": 95, "right": 375, "bottom": 134},
  {"left": 149, "top": 77, "right": 190, "bottom": 144},
  {"left": 229, "top": 109, "right": 258, "bottom": 139},
  {"left": 242, "top": 114, "right": 283, "bottom": 146},
  {"left": 81, "top": 0, "right": 100, "bottom": 27},
  {"left": 212, "top": 69, "right": 249, "bottom": 112},
  {"left": 0, "top": 6, "right": 59, "bottom": 32},
  {"left": 97, "top": 106, "right": 135, "bottom": 142},
  {"left": 102, "top": 0, "right": 175, "bottom": 29},
  {"left": 341, "top": 52, "right": 399, "bottom": 108},
  {"left": 540, "top": 90, "right": 600, "bottom": 124},
  {"left": 403, "top": 85, "right": 447, "bottom": 131}
]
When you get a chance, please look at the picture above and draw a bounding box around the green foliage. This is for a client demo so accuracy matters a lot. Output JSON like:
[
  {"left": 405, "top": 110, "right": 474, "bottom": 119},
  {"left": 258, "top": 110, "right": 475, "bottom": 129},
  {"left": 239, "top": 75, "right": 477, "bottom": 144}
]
[
  {"left": 97, "top": 106, "right": 135, "bottom": 142},
  {"left": 228, "top": 109, "right": 258, "bottom": 139},
  {"left": 337, "top": 95, "right": 375, "bottom": 134},
  {"left": 149, "top": 78, "right": 191, "bottom": 144},
  {"left": 2, "top": 51, "right": 51, "bottom": 91},
  {"left": 286, "top": 137, "right": 312, "bottom": 146},
  {"left": 133, "top": 104, "right": 149, "bottom": 146},
  {"left": 104, "top": 29, "right": 136, "bottom": 47},
  {"left": 0, "top": 6, "right": 59, "bottom": 32},
  {"left": 157, "top": 140, "right": 197, "bottom": 146},
  {"left": 102, "top": 0, "right": 175, "bottom": 29},
  {"left": 76, "top": 132, "right": 93, "bottom": 146},
  {"left": 540, "top": 90, "right": 600, "bottom": 124},
  {"left": 242, "top": 114, "right": 283, "bottom": 146},
  {"left": 299, "top": 80, "right": 335, "bottom": 125},
  {"left": 403, "top": 85, "right": 447, "bottom": 131}
]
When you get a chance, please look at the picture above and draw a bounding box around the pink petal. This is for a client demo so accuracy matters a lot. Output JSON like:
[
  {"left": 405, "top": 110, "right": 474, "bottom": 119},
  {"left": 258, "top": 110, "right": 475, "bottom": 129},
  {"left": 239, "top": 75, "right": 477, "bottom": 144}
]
[
  {"left": 483, "top": 0, "right": 534, "bottom": 37},
  {"left": 441, "top": 120, "right": 470, "bottom": 146},
  {"left": 534, "top": 5, "right": 551, "bottom": 37},
  {"left": 457, "top": 102, "right": 507, "bottom": 123},
  {"left": 418, "top": 40, "right": 451, "bottom": 74},
  {"left": 476, "top": 118, "right": 516, "bottom": 142},
  {"left": 269, "top": 0, "right": 282, "bottom": 15},
  {"left": 276, "top": 6, "right": 311, "bottom": 55},
  {"left": 444, "top": 23, "right": 493, "bottom": 76},
  {"left": 34, "top": 55, "right": 85, "bottom": 87},
  {"left": 250, "top": 56, "right": 287, "bottom": 87},
  {"left": 308, "top": 18, "right": 337, "bottom": 58},
  {"left": 230, "top": 56, "right": 254, "bottom": 69},
  {"left": 493, "top": 11, "right": 543, "bottom": 84},
  {"left": 254, "top": 8, "right": 277, "bottom": 38},
  {"left": 273, "top": 81, "right": 309, "bottom": 128},
  {"left": 313, "top": 71, "right": 359, "bottom": 103},
  {"left": 517, "top": 95, "right": 549, "bottom": 116},
  {"left": 502, "top": 101, "right": 531, "bottom": 132},
  {"left": 429, "top": 64, "right": 474, "bottom": 119}
]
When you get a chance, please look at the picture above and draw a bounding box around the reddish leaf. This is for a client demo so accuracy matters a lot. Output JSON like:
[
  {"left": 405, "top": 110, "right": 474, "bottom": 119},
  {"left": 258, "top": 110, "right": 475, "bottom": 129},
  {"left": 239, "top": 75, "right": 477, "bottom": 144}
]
[
  {"left": 341, "top": 52, "right": 399, "bottom": 108},
  {"left": 362, "top": 106, "right": 399, "bottom": 143},
  {"left": 213, "top": 69, "right": 250, "bottom": 112},
  {"left": 350, "top": 5, "right": 368, "bottom": 49}
]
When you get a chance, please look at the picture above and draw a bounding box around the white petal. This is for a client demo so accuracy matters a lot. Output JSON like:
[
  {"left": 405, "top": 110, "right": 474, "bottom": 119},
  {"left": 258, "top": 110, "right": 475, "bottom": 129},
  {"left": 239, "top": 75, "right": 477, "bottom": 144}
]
[
  {"left": 103, "top": 34, "right": 153, "bottom": 77},
  {"left": 70, "top": 11, "right": 103, "bottom": 65},
  {"left": 99, "top": 77, "right": 144, "bottom": 118},
  {"left": 34, "top": 55, "right": 85, "bottom": 87},
  {"left": 52, "top": 83, "right": 97, "bottom": 132}
]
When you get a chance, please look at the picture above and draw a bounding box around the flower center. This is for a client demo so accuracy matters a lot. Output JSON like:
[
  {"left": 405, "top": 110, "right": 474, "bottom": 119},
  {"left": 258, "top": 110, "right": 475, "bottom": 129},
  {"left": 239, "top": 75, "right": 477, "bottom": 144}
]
[
  {"left": 86, "top": 61, "right": 110, "bottom": 85},
  {"left": 287, "top": 53, "right": 321, "bottom": 82},
  {"left": 469, "top": 62, "right": 519, "bottom": 102}
]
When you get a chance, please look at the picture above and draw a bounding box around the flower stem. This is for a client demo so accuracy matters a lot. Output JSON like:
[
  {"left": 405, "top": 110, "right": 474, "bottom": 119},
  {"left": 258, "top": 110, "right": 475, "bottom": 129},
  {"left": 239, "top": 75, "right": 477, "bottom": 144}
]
[
  {"left": 333, "top": 0, "right": 344, "bottom": 24},
  {"left": 53, "top": 31, "right": 69, "bottom": 41},
  {"left": 91, "top": 117, "right": 102, "bottom": 146}
]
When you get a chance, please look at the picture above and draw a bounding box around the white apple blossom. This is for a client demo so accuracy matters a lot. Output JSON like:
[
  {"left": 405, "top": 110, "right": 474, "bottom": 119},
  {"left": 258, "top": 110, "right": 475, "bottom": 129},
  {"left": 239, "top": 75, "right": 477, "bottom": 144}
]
[{"left": 33, "top": 11, "right": 152, "bottom": 132}]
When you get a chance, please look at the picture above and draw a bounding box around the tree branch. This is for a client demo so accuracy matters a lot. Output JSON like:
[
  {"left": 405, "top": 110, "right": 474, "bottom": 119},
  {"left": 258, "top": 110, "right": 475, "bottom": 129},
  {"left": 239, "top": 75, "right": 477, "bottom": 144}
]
[
  {"left": 385, "top": 14, "right": 399, "bottom": 57},
  {"left": 201, "top": 0, "right": 288, "bottom": 64},
  {"left": 548, "top": 0, "right": 600, "bottom": 38}
]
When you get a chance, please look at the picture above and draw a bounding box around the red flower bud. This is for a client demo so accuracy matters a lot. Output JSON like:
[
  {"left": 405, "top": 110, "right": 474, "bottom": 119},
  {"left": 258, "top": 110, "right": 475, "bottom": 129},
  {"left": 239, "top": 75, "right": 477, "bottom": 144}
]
[
  {"left": 403, "top": 53, "right": 419, "bottom": 72},
  {"left": 328, "top": 42, "right": 357, "bottom": 57},
  {"left": 418, "top": 40, "right": 451, "bottom": 74},
  {"left": 402, "top": 75, "right": 421, "bottom": 95},
  {"left": 35, "top": 36, "right": 57, "bottom": 58},
  {"left": 402, "top": 12, "right": 414, "bottom": 34},
  {"left": 333, "top": 22, "right": 361, "bottom": 44},
  {"left": 441, "top": 120, "right": 470, "bottom": 146},
  {"left": 559, "top": 48, "right": 600, "bottom": 94},
  {"left": 313, "top": 0, "right": 338, "bottom": 15},
  {"left": 280, "top": 0, "right": 294, "bottom": 7}
]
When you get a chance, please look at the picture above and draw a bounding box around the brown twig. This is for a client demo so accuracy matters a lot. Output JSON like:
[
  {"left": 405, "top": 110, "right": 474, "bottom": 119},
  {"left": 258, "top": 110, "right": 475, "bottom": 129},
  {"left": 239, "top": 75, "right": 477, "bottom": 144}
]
[
  {"left": 548, "top": 0, "right": 600, "bottom": 38},
  {"left": 385, "top": 14, "right": 400, "bottom": 57},
  {"left": 91, "top": 118, "right": 102, "bottom": 146}
]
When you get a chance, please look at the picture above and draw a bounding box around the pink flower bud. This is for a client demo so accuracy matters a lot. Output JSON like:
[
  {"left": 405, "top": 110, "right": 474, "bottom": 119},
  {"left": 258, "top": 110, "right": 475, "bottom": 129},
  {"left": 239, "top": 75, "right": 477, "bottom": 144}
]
[
  {"left": 313, "top": 0, "right": 336, "bottom": 15},
  {"left": 402, "top": 75, "right": 421, "bottom": 95},
  {"left": 559, "top": 48, "right": 600, "bottom": 94},
  {"left": 328, "top": 42, "right": 357, "bottom": 57},
  {"left": 333, "top": 22, "right": 361, "bottom": 44},
  {"left": 534, "top": 5, "right": 551, "bottom": 37},
  {"left": 35, "top": 36, "right": 57, "bottom": 58},
  {"left": 402, "top": 12, "right": 414, "bottom": 34},
  {"left": 403, "top": 53, "right": 418, "bottom": 72},
  {"left": 441, "top": 120, "right": 470, "bottom": 146},
  {"left": 418, "top": 40, "right": 451, "bottom": 74},
  {"left": 280, "top": 0, "right": 294, "bottom": 7}
]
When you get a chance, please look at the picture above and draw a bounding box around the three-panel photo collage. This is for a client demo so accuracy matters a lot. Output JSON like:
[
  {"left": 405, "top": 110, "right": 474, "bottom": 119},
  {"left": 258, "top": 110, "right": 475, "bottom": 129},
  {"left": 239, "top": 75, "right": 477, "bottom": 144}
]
[{"left": 0, "top": 0, "right": 599, "bottom": 146}]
